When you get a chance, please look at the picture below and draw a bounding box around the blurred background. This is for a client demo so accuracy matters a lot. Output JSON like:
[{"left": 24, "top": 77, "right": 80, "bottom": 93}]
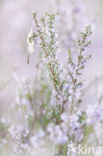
[{"left": 0, "top": 0, "right": 103, "bottom": 114}]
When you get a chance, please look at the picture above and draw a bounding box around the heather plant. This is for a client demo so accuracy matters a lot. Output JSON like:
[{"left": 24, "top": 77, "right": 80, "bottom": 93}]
[
  {"left": 7, "top": 74, "right": 31, "bottom": 156},
  {"left": 8, "top": 73, "right": 52, "bottom": 156},
  {"left": 1, "top": 1, "right": 103, "bottom": 156},
  {"left": 26, "top": 11, "right": 93, "bottom": 155}
]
